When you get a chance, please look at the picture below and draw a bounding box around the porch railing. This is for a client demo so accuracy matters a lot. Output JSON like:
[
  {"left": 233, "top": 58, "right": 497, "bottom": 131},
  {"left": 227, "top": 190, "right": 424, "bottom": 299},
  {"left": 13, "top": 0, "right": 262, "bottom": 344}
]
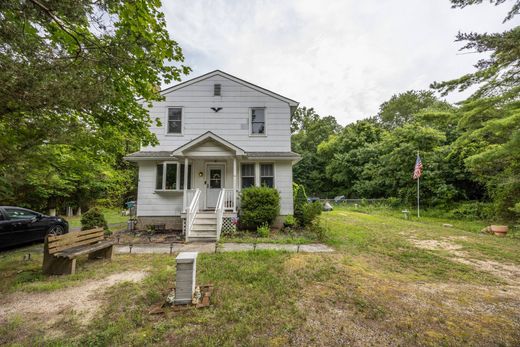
[
  {"left": 223, "top": 189, "right": 235, "bottom": 211},
  {"left": 185, "top": 188, "right": 201, "bottom": 239},
  {"left": 184, "top": 189, "right": 197, "bottom": 211},
  {"left": 215, "top": 189, "right": 225, "bottom": 240}
]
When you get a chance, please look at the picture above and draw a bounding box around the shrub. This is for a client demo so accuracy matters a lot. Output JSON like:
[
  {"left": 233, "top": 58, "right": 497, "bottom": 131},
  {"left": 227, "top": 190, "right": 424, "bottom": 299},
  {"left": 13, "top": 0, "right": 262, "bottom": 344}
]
[
  {"left": 305, "top": 218, "right": 327, "bottom": 241},
  {"left": 239, "top": 186, "right": 280, "bottom": 229},
  {"left": 386, "top": 197, "right": 401, "bottom": 208},
  {"left": 283, "top": 215, "right": 296, "bottom": 228},
  {"left": 301, "top": 201, "right": 322, "bottom": 226},
  {"left": 81, "top": 207, "right": 108, "bottom": 231},
  {"left": 257, "top": 223, "right": 270, "bottom": 237},
  {"left": 293, "top": 183, "right": 308, "bottom": 226},
  {"left": 449, "top": 202, "right": 494, "bottom": 220}
]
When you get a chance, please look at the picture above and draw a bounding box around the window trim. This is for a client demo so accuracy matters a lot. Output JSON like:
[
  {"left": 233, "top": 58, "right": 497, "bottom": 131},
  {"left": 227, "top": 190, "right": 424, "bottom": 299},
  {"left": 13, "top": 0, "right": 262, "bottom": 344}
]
[
  {"left": 249, "top": 107, "right": 267, "bottom": 137},
  {"left": 214, "top": 83, "right": 221, "bottom": 96},
  {"left": 165, "top": 107, "right": 184, "bottom": 136},
  {"left": 155, "top": 161, "right": 192, "bottom": 192}
]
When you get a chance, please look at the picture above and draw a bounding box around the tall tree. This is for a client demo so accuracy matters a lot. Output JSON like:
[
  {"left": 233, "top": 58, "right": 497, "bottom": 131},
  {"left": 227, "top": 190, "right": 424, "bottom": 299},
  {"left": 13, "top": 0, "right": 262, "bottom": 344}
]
[{"left": 0, "top": 0, "right": 190, "bottom": 210}]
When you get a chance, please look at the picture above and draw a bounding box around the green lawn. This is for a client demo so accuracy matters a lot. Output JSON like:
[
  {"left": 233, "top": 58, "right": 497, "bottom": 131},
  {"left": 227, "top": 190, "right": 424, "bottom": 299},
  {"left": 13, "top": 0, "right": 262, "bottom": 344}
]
[
  {"left": 63, "top": 207, "right": 129, "bottom": 229},
  {"left": 1, "top": 206, "right": 519, "bottom": 346}
]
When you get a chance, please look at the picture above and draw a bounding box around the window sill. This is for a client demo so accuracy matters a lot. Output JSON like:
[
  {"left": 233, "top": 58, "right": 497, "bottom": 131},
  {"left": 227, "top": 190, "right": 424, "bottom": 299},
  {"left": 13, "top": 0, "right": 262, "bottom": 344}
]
[
  {"left": 165, "top": 133, "right": 184, "bottom": 137},
  {"left": 154, "top": 190, "right": 185, "bottom": 194},
  {"left": 249, "top": 134, "right": 267, "bottom": 137}
]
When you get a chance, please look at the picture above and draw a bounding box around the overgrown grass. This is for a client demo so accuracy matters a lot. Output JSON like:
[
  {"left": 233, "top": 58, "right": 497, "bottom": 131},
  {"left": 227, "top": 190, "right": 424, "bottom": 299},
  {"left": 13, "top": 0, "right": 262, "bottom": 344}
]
[{"left": 2, "top": 207, "right": 520, "bottom": 346}]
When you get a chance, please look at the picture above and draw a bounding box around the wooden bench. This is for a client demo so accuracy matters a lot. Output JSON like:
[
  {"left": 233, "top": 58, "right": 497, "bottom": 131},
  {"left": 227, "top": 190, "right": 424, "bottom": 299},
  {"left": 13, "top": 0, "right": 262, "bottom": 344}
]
[{"left": 42, "top": 227, "right": 114, "bottom": 275}]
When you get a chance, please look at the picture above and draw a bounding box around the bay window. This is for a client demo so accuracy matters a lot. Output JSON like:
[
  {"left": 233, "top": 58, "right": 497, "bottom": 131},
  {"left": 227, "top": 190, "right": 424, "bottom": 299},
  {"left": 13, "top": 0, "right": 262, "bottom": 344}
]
[{"left": 155, "top": 162, "right": 191, "bottom": 191}]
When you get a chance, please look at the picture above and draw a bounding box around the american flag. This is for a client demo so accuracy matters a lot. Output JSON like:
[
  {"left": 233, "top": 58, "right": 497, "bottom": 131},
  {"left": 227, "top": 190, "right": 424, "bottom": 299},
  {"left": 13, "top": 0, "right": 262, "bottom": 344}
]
[{"left": 413, "top": 154, "right": 423, "bottom": 180}]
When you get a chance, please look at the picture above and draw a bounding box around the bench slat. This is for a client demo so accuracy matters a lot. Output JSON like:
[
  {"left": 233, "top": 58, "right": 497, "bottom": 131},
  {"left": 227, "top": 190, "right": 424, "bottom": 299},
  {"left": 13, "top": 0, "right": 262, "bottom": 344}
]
[
  {"left": 48, "top": 236, "right": 105, "bottom": 254},
  {"left": 48, "top": 227, "right": 103, "bottom": 242},
  {"left": 49, "top": 231, "right": 104, "bottom": 250},
  {"left": 54, "top": 241, "right": 114, "bottom": 259}
]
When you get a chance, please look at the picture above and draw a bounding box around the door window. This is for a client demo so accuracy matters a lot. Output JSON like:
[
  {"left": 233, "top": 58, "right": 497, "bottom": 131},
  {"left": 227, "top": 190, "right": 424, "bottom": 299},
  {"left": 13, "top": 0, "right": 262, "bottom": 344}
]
[
  {"left": 209, "top": 169, "right": 222, "bottom": 189},
  {"left": 5, "top": 208, "right": 38, "bottom": 220}
]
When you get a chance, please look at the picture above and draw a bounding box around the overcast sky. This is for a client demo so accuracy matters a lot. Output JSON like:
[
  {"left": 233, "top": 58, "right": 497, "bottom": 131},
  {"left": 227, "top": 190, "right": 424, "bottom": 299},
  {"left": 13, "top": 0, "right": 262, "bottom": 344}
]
[{"left": 161, "top": 0, "right": 516, "bottom": 126}]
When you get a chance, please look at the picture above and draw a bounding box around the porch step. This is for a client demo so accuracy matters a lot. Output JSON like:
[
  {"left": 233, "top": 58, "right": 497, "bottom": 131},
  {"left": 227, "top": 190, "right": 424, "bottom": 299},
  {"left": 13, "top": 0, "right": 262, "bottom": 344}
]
[
  {"left": 192, "top": 224, "right": 216, "bottom": 231},
  {"left": 188, "top": 230, "right": 217, "bottom": 242}
]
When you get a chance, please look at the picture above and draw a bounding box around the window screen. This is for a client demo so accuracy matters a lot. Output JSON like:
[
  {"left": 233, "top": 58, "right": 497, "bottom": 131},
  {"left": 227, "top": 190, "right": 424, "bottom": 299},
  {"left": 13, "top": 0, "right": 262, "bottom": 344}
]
[
  {"left": 251, "top": 108, "right": 265, "bottom": 134},
  {"left": 260, "top": 164, "right": 274, "bottom": 187},
  {"left": 241, "top": 163, "right": 255, "bottom": 188},
  {"left": 167, "top": 108, "right": 182, "bottom": 134}
]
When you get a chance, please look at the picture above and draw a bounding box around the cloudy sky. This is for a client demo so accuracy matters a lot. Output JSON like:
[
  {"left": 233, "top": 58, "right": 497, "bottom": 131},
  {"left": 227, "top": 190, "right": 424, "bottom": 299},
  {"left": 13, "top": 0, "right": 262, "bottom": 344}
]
[{"left": 160, "top": 0, "right": 515, "bottom": 126}]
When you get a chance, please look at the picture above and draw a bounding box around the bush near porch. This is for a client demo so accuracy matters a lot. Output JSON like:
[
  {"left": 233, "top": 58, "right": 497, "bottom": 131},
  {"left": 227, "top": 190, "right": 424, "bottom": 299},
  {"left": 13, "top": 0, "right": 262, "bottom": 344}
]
[{"left": 239, "top": 186, "right": 280, "bottom": 230}]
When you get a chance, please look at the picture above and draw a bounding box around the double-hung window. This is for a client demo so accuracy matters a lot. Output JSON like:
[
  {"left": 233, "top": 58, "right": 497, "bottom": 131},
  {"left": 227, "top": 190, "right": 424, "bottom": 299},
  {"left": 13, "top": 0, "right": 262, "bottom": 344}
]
[
  {"left": 250, "top": 108, "right": 266, "bottom": 135},
  {"left": 167, "top": 108, "right": 182, "bottom": 134},
  {"left": 260, "top": 164, "right": 274, "bottom": 188},
  {"left": 156, "top": 163, "right": 191, "bottom": 190},
  {"left": 241, "top": 164, "right": 255, "bottom": 188}
]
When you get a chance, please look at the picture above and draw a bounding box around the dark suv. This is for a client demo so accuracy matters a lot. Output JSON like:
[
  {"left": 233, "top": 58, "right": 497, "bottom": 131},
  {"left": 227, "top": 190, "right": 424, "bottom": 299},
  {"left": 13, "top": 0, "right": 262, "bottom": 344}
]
[{"left": 0, "top": 206, "right": 69, "bottom": 250}]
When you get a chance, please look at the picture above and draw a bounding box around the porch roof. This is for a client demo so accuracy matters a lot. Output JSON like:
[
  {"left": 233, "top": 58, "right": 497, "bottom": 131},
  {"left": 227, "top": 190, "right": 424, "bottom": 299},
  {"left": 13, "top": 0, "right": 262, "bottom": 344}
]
[{"left": 124, "top": 150, "right": 301, "bottom": 162}]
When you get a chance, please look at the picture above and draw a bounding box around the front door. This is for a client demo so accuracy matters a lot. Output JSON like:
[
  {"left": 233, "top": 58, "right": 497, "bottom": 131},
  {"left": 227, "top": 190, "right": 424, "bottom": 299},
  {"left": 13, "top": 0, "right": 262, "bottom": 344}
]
[{"left": 206, "top": 164, "right": 224, "bottom": 209}]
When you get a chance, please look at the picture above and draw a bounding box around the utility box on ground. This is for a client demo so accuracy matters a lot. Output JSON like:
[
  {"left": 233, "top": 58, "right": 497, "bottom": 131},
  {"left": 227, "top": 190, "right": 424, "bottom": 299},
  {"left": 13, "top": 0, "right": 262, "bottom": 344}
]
[{"left": 174, "top": 252, "right": 198, "bottom": 305}]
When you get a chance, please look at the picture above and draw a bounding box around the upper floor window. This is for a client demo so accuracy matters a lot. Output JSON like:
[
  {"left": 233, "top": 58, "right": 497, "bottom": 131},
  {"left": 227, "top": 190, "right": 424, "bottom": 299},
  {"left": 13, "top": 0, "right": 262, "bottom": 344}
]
[
  {"left": 214, "top": 84, "right": 221, "bottom": 96},
  {"left": 167, "top": 108, "right": 182, "bottom": 134},
  {"left": 260, "top": 164, "right": 274, "bottom": 187},
  {"left": 250, "top": 108, "right": 266, "bottom": 135}
]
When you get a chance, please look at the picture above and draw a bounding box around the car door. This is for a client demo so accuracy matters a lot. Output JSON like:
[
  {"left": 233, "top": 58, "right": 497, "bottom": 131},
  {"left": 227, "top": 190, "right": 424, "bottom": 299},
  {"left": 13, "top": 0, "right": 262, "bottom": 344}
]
[
  {"left": 0, "top": 208, "right": 18, "bottom": 248},
  {"left": 3, "top": 208, "right": 43, "bottom": 245}
]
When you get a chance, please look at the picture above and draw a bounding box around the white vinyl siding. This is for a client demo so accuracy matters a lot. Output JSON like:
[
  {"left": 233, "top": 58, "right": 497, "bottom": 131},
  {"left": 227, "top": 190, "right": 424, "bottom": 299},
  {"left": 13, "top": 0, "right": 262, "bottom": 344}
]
[{"left": 141, "top": 74, "right": 291, "bottom": 152}]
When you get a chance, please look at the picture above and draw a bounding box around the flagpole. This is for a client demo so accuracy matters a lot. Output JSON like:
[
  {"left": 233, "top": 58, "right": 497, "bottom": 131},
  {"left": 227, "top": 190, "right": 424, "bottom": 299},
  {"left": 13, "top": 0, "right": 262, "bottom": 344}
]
[
  {"left": 417, "top": 175, "right": 420, "bottom": 218},
  {"left": 417, "top": 150, "right": 420, "bottom": 218}
]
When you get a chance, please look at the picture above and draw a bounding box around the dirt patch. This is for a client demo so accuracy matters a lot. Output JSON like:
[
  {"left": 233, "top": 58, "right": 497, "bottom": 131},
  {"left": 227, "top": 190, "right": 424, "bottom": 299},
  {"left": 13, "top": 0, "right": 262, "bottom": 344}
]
[
  {"left": 0, "top": 271, "right": 148, "bottom": 326},
  {"left": 407, "top": 236, "right": 520, "bottom": 285},
  {"left": 409, "top": 239, "right": 463, "bottom": 251}
]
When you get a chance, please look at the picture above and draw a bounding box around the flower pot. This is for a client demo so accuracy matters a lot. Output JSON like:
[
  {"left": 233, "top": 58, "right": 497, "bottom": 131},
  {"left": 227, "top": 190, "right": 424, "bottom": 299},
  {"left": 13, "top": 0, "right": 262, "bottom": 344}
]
[{"left": 491, "top": 225, "right": 508, "bottom": 236}]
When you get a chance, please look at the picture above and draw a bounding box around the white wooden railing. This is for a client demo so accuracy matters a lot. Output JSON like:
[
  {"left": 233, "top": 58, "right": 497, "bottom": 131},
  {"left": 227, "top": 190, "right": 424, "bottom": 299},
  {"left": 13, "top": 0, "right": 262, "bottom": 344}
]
[
  {"left": 184, "top": 189, "right": 197, "bottom": 211},
  {"left": 185, "top": 189, "right": 201, "bottom": 239},
  {"left": 223, "top": 189, "right": 235, "bottom": 211},
  {"left": 215, "top": 189, "right": 225, "bottom": 240}
]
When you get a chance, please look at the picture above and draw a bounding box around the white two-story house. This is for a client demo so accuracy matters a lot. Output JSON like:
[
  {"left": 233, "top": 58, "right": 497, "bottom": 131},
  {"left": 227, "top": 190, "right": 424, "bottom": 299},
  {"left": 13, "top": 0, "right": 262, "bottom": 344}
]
[{"left": 124, "top": 70, "right": 300, "bottom": 241}]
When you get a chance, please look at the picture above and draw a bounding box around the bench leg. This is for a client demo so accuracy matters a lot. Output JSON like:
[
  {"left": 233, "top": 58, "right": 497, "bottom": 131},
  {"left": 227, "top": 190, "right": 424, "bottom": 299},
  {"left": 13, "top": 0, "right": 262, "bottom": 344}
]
[
  {"left": 43, "top": 253, "right": 76, "bottom": 275},
  {"left": 88, "top": 245, "right": 114, "bottom": 260}
]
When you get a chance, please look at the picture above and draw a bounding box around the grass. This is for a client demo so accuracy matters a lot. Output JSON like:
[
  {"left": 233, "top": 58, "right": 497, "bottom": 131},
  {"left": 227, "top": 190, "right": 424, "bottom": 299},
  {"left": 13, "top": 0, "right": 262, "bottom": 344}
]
[
  {"left": 221, "top": 229, "right": 317, "bottom": 245},
  {"left": 62, "top": 207, "right": 129, "bottom": 229},
  {"left": 1, "top": 206, "right": 520, "bottom": 346}
]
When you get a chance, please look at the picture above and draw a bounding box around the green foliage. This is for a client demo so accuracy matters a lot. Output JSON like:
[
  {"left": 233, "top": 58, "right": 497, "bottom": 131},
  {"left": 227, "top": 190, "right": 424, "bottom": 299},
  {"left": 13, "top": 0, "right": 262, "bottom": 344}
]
[
  {"left": 283, "top": 215, "right": 296, "bottom": 228},
  {"left": 302, "top": 201, "right": 323, "bottom": 227},
  {"left": 293, "top": 183, "right": 308, "bottom": 226},
  {"left": 81, "top": 207, "right": 108, "bottom": 231},
  {"left": 256, "top": 223, "right": 270, "bottom": 237},
  {"left": 305, "top": 218, "right": 327, "bottom": 241},
  {"left": 0, "top": 1, "right": 189, "bottom": 211},
  {"left": 448, "top": 202, "right": 494, "bottom": 221},
  {"left": 239, "top": 186, "right": 280, "bottom": 229}
]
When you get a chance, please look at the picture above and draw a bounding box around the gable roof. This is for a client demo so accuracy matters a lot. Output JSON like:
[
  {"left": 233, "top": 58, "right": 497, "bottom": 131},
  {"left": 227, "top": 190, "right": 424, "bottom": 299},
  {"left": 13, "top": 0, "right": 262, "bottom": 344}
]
[
  {"left": 171, "top": 131, "right": 246, "bottom": 156},
  {"left": 159, "top": 70, "right": 299, "bottom": 108}
]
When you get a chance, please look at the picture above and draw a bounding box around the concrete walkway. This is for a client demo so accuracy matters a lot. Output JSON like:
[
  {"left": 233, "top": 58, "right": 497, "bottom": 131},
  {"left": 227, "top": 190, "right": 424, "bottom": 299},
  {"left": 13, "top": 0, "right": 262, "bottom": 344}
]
[{"left": 115, "top": 242, "right": 334, "bottom": 254}]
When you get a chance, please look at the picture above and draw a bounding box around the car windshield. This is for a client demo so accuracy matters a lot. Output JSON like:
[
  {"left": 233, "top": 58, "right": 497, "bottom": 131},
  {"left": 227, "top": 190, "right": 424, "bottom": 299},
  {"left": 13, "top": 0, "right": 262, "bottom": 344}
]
[{"left": 4, "top": 208, "right": 38, "bottom": 220}]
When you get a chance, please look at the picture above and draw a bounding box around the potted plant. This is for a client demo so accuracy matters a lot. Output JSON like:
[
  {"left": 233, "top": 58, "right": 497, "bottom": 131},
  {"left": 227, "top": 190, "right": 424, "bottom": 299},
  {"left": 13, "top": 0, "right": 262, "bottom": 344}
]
[{"left": 490, "top": 225, "right": 508, "bottom": 236}]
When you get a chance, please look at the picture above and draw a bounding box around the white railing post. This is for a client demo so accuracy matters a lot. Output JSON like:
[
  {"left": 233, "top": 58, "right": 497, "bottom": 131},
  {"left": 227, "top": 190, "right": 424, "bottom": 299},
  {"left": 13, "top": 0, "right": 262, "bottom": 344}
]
[
  {"left": 185, "top": 188, "right": 201, "bottom": 240},
  {"left": 215, "top": 188, "right": 225, "bottom": 240}
]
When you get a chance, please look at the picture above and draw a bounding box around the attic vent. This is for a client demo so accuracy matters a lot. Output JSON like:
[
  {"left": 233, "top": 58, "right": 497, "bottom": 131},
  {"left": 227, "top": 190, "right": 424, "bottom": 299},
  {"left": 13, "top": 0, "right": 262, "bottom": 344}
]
[{"left": 214, "top": 84, "right": 221, "bottom": 96}]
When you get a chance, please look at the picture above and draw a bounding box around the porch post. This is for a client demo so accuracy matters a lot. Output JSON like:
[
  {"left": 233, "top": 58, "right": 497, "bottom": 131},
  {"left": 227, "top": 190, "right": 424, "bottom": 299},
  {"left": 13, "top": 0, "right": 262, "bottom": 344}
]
[
  {"left": 233, "top": 157, "right": 237, "bottom": 212},
  {"left": 183, "top": 157, "right": 189, "bottom": 210}
]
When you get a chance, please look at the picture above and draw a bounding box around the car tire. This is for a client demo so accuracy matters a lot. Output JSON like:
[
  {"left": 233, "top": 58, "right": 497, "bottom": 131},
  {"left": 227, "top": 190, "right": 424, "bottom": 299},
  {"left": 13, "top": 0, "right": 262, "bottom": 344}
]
[{"left": 48, "top": 225, "right": 65, "bottom": 236}]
